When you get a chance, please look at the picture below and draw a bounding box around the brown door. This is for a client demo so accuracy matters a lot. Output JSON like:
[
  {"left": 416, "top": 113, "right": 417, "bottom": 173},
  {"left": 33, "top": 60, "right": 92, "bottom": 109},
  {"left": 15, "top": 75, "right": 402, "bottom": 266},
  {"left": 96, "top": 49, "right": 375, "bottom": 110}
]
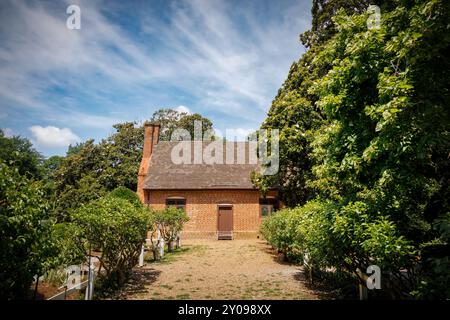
[{"left": 218, "top": 206, "right": 233, "bottom": 240}]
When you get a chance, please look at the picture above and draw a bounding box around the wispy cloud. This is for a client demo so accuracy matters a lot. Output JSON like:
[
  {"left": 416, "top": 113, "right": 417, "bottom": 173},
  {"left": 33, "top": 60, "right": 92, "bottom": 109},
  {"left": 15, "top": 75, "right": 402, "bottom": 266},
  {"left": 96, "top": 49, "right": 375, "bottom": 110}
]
[
  {"left": 0, "top": 0, "right": 311, "bottom": 155},
  {"left": 175, "top": 105, "right": 191, "bottom": 114}
]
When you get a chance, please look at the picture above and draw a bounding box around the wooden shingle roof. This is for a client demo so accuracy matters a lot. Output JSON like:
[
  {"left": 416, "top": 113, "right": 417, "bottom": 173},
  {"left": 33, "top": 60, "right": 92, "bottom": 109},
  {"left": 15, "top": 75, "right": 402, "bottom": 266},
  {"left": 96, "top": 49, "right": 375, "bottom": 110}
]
[{"left": 143, "top": 141, "right": 260, "bottom": 190}]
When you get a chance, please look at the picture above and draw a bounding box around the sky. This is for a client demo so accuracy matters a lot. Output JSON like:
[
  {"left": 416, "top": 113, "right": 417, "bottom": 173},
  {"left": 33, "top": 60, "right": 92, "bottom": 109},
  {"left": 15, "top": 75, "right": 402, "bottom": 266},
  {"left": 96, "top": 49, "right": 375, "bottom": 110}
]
[{"left": 0, "top": 0, "right": 312, "bottom": 156}]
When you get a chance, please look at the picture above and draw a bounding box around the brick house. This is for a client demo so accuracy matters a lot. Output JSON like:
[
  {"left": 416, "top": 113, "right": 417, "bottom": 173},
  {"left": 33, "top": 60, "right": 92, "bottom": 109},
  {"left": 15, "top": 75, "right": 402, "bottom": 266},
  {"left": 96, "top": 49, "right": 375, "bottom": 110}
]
[{"left": 137, "top": 123, "right": 279, "bottom": 240}]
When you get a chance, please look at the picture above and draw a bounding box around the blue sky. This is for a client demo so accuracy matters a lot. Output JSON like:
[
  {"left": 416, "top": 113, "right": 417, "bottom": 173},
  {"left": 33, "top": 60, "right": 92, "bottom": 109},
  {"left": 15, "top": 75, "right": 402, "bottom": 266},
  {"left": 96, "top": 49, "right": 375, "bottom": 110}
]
[{"left": 0, "top": 0, "right": 311, "bottom": 156}]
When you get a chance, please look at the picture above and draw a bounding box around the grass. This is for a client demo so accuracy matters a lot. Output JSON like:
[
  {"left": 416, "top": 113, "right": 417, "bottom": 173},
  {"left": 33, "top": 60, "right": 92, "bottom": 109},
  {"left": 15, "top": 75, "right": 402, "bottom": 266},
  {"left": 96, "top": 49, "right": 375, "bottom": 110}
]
[
  {"left": 159, "top": 284, "right": 173, "bottom": 290},
  {"left": 145, "top": 245, "right": 208, "bottom": 265},
  {"left": 176, "top": 293, "right": 191, "bottom": 299}
]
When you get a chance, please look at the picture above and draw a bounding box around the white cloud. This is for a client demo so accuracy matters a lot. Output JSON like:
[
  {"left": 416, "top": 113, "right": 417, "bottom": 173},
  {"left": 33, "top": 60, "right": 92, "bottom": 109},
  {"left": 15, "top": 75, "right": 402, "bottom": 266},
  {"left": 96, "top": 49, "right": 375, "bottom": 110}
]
[
  {"left": 175, "top": 105, "right": 191, "bottom": 114},
  {"left": 2, "top": 128, "right": 14, "bottom": 137},
  {"left": 219, "top": 128, "right": 256, "bottom": 141},
  {"left": 29, "top": 125, "right": 80, "bottom": 148}
]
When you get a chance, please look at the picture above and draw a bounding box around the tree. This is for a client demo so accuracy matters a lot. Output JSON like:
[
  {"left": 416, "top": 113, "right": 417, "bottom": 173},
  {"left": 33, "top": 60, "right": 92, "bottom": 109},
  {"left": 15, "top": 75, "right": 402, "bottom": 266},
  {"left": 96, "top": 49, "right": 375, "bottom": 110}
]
[
  {"left": 259, "top": 0, "right": 449, "bottom": 298},
  {"left": 150, "top": 108, "right": 188, "bottom": 141},
  {"left": 53, "top": 123, "right": 144, "bottom": 219},
  {"left": 307, "top": 0, "right": 450, "bottom": 297},
  {"left": 42, "top": 155, "right": 63, "bottom": 176},
  {"left": 150, "top": 108, "right": 214, "bottom": 141},
  {"left": 253, "top": 1, "right": 370, "bottom": 207},
  {"left": 300, "top": 0, "right": 369, "bottom": 48},
  {"left": 176, "top": 113, "right": 214, "bottom": 140},
  {"left": 109, "top": 186, "right": 142, "bottom": 208},
  {"left": 0, "top": 161, "right": 53, "bottom": 299},
  {"left": 147, "top": 210, "right": 164, "bottom": 261}
]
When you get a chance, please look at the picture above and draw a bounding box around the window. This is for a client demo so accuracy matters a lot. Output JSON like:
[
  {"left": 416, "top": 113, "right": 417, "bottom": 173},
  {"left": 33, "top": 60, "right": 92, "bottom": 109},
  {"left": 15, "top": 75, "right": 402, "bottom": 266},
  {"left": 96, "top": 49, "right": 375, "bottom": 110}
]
[
  {"left": 259, "top": 198, "right": 278, "bottom": 217},
  {"left": 166, "top": 198, "right": 186, "bottom": 211},
  {"left": 260, "top": 205, "right": 271, "bottom": 217}
]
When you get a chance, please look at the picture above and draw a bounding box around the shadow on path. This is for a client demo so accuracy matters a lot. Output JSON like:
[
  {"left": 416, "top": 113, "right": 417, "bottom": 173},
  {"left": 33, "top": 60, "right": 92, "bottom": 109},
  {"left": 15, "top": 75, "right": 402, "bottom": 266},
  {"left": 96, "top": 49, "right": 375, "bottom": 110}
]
[{"left": 121, "top": 268, "right": 161, "bottom": 297}]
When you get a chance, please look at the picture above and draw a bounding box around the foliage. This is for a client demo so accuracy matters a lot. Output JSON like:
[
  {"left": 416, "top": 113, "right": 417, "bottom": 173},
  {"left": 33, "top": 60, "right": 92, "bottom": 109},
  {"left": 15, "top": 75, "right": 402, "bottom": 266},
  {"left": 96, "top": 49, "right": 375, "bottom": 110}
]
[
  {"left": 0, "top": 161, "right": 52, "bottom": 299},
  {"left": 71, "top": 195, "right": 150, "bottom": 290},
  {"left": 254, "top": 1, "right": 371, "bottom": 207},
  {"left": 260, "top": 0, "right": 450, "bottom": 299},
  {"left": 46, "top": 223, "right": 85, "bottom": 269},
  {"left": 261, "top": 202, "right": 416, "bottom": 294},
  {"left": 145, "top": 207, "right": 189, "bottom": 258},
  {"left": 150, "top": 108, "right": 188, "bottom": 141},
  {"left": 308, "top": 0, "right": 449, "bottom": 297},
  {"left": 109, "top": 186, "right": 142, "bottom": 208},
  {"left": 260, "top": 208, "right": 303, "bottom": 261},
  {"left": 176, "top": 113, "right": 215, "bottom": 140},
  {"left": 411, "top": 214, "right": 450, "bottom": 299},
  {"left": 300, "top": 0, "right": 369, "bottom": 48},
  {"left": 53, "top": 122, "right": 144, "bottom": 220},
  {"left": 158, "top": 207, "right": 190, "bottom": 251},
  {"left": 0, "top": 129, "right": 43, "bottom": 179},
  {"left": 150, "top": 108, "right": 214, "bottom": 141}
]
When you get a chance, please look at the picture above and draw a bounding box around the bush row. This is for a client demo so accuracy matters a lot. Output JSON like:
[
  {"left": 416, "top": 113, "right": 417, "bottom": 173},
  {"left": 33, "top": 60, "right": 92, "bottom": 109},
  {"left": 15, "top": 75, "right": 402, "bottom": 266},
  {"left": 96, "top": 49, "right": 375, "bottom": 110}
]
[{"left": 260, "top": 200, "right": 448, "bottom": 298}]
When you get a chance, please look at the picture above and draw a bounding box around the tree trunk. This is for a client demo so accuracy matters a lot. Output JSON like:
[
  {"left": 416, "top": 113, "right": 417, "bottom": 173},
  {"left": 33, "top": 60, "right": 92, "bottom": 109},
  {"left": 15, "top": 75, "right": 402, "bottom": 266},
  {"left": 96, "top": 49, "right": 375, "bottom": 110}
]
[
  {"left": 167, "top": 240, "right": 174, "bottom": 252},
  {"left": 176, "top": 236, "right": 181, "bottom": 249},
  {"left": 152, "top": 247, "right": 160, "bottom": 261}
]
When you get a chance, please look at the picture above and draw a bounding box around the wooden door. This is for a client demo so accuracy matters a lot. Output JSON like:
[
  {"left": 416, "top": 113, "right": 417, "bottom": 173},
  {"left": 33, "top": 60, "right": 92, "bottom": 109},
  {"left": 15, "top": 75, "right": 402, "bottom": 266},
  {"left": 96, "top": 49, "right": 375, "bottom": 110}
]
[{"left": 218, "top": 206, "right": 233, "bottom": 240}]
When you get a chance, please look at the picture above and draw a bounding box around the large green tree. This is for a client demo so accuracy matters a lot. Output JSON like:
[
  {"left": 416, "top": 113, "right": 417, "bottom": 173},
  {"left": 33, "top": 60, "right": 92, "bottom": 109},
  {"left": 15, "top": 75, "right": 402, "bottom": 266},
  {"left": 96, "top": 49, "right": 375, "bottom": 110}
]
[
  {"left": 53, "top": 123, "right": 144, "bottom": 219},
  {"left": 0, "top": 129, "right": 43, "bottom": 179},
  {"left": 259, "top": 0, "right": 450, "bottom": 299},
  {"left": 150, "top": 108, "right": 214, "bottom": 141},
  {"left": 253, "top": 1, "right": 369, "bottom": 206},
  {"left": 308, "top": 0, "right": 450, "bottom": 297}
]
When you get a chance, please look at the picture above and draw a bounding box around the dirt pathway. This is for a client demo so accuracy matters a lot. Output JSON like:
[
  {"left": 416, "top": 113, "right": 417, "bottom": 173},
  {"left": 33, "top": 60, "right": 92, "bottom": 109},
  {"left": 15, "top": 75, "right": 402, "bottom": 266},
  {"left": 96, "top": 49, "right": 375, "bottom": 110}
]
[{"left": 120, "top": 239, "right": 326, "bottom": 300}]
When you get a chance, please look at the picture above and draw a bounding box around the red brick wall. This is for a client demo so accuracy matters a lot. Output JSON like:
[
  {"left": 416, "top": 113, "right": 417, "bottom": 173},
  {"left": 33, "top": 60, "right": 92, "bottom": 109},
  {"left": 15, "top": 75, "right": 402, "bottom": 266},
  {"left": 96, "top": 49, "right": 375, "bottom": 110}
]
[{"left": 144, "top": 189, "right": 270, "bottom": 239}]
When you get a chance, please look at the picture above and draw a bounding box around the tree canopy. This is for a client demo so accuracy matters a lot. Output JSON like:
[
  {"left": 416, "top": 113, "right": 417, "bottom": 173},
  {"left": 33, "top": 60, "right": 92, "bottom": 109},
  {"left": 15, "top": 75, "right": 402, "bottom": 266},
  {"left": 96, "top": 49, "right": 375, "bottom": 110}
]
[
  {"left": 0, "top": 129, "right": 43, "bottom": 179},
  {"left": 150, "top": 108, "right": 214, "bottom": 141}
]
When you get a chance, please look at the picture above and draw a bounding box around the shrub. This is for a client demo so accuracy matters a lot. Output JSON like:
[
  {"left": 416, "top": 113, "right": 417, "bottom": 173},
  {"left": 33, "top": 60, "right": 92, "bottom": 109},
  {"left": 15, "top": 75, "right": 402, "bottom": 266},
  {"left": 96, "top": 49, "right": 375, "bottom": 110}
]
[
  {"left": 46, "top": 223, "right": 85, "bottom": 269},
  {"left": 109, "top": 186, "right": 142, "bottom": 208},
  {"left": 260, "top": 208, "right": 303, "bottom": 261},
  {"left": 261, "top": 200, "right": 416, "bottom": 297},
  {"left": 146, "top": 207, "right": 189, "bottom": 258},
  {"left": 159, "top": 207, "right": 189, "bottom": 252},
  {"left": 0, "top": 162, "right": 52, "bottom": 299},
  {"left": 72, "top": 195, "right": 150, "bottom": 290}
]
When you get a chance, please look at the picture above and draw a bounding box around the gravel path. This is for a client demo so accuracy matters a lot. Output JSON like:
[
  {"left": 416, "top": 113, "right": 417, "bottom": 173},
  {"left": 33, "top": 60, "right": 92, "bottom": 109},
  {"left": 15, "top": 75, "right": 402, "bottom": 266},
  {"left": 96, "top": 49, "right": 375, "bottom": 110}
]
[{"left": 120, "top": 239, "right": 325, "bottom": 300}]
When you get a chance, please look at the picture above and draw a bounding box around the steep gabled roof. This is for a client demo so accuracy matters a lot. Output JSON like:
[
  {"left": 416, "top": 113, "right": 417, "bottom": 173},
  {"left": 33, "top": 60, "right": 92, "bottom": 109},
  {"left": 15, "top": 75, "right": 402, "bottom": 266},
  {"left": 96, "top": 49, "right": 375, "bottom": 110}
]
[{"left": 143, "top": 141, "right": 260, "bottom": 190}]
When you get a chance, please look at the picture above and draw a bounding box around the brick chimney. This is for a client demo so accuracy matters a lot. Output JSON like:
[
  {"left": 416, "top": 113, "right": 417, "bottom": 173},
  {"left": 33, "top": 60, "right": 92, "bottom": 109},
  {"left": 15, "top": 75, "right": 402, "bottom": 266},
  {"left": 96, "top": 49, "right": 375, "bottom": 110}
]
[{"left": 137, "top": 122, "right": 160, "bottom": 203}]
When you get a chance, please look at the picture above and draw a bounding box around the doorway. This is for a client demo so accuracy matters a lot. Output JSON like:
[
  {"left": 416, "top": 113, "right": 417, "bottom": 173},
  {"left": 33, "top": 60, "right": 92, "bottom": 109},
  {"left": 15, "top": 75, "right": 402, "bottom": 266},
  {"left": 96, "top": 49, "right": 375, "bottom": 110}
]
[{"left": 217, "top": 205, "right": 233, "bottom": 240}]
